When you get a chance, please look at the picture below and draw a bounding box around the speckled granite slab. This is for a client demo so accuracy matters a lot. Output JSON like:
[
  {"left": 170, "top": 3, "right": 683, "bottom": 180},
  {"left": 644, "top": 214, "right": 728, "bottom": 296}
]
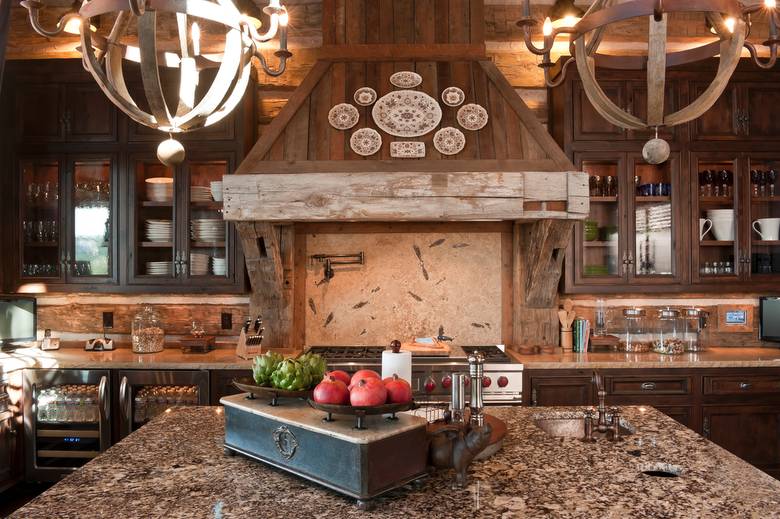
[{"left": 11, "top": 405, "right": 780, "bottom": 518}]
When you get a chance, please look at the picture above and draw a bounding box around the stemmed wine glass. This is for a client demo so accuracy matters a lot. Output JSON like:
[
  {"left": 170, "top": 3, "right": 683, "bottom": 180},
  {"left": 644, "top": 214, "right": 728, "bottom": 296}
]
[
  {"left": 751, "top": 169, "right": 761, "bottom": 198},
  {"left": 768, "top": 169, "right": 777, "bottom": 198},
  {"left": 719, "top": 170, "right": 731, "bottom": 198},
  {"left": 704, "top": 170, "right": 715, "bottom": 197}
]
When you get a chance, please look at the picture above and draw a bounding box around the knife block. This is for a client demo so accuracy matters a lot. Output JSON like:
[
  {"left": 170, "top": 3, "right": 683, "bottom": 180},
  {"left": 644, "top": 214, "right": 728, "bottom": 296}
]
[{"left": 235, "top": 328, "right": 264, "bottom": 359}]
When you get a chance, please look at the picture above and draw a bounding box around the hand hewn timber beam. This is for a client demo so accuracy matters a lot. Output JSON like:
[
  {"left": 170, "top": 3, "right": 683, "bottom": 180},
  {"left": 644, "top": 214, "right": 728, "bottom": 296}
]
[
  {"left": 512, "top": 219, "right": 574, "bottom": 348},
  {"left": 235, "top": 222, "right": 295, "bottom": 348}
]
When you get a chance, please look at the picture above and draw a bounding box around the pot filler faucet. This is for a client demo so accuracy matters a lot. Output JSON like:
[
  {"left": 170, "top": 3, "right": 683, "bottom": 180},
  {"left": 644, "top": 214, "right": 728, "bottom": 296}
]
[{"left": 584, "top": 371, "right": 623, "bottom": 442}]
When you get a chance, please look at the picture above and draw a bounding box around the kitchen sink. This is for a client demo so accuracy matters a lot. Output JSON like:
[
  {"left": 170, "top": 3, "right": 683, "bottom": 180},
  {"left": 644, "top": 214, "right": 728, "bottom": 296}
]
[{"left": 533, "top": 413, "right": 635, "bottom": 439}]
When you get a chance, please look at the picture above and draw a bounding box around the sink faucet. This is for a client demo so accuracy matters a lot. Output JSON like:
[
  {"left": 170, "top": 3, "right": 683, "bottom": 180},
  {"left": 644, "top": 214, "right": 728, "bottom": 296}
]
[{"left": 584, "top": 371, "right": 622, "bottom": 442}]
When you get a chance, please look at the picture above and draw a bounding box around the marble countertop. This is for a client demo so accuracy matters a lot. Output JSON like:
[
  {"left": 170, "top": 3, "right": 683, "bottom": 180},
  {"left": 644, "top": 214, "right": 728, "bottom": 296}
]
[
  {"left": 508, "top": 347, "right": 780, "bottom": 369},
  {"left": 4, "top": 345, "right": 780, "bottom": 375},
  {"left": 11, "top": 405, "right": 780, "bottom": 518}
]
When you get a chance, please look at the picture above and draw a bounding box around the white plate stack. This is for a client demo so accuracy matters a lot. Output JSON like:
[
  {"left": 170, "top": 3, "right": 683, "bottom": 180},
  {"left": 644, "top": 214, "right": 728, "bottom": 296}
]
[
  {"left": 145, "top": 219, "right": 173, "bottom": 242},
  {"left": 210, "top": 181, "right": 223, "bottom": 202},
  {"left": 146, "top": 261, "right": 173, "bottom": 276},
  {"left": 212, "top": 257, "right": 227, "bottom": 276},
  {"left": 191, "top": 219, "right": 225, "bottom": 242},
  {"left": 191, "top": 186, "right": 212, "bottom": 202},
  {"left": 145, "top": 177, "right": 174, "bottom": 202},
  {"left": 190, "top": 252, "right": 210, "bottom": 276}
]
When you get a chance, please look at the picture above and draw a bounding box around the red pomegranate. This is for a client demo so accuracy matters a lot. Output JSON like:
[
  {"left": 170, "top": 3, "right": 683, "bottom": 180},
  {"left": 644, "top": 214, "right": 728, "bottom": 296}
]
[
  {"left": 326, "top": 370, "right": 351, "bottom": 387},
  {"left": 313, "top": 375, "right": 350, "bottom": 405},
  {"left": 383, "top": 374, "right": 413, "bottom": 404},
  {"left": 349, "top": 369, "right": 381, "bottom": 388},
  {"left": 349, "top": 378, "right": 387, "bottom": 407}
]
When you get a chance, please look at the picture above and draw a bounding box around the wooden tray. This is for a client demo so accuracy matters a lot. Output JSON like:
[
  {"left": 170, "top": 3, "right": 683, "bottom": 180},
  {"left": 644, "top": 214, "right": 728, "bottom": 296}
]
[
  {"left": 307, "top": 399, "right": 416, "bottom": 430},
  {"left": 232, "top": 377, "right": 313, "bottom": 406}
]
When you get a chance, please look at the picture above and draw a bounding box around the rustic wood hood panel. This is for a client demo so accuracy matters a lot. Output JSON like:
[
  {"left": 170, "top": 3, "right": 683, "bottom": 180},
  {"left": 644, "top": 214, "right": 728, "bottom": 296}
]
[{"left": 223, "top": 170, "right": 588, "bottom": 222}]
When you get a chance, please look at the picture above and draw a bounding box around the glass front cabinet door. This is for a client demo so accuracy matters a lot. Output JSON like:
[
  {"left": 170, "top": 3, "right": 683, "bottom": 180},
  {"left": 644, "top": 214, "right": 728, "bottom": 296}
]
[{"left": 745, "top": 154, "right": 780, "bottom": 281}]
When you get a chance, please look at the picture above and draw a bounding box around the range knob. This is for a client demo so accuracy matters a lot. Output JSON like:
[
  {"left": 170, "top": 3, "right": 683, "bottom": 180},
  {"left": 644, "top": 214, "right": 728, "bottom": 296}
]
[
  {"left": 497, "top": 376, "right": 509, "bottom": 388},
  {"left": 441, "top": 375, "right": 452, "bottom": 389},
  {"left": 464, "top": 377, "right": 471, "bottom": 387},
  {"left": 482, "top": 376, "right": 492, "bottom": 388},
  {"left": 424, "top": 377, "right": 437, "bottom": 393}
]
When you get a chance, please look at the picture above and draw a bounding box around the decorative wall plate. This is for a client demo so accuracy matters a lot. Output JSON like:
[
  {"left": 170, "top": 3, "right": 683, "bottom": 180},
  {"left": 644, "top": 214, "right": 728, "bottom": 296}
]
[
  {"left": 350, "top": 128, "right": 382, "bottom": 156},
  {"left": 433, "top": 127, "right": 466, "bottom": 156},
  {"left": 328, "top": 103, "right": 360, "bottom": 130},
  {"left": 456, "top": 103, "right": 489, "bottom": 131},
  {"left": 371, "top": 90, "right": 442, "bottom": 137},
  {"left": 441, "top": 87, "right": 465, "bottom": 107},
  {"left": 389, "top": 71, "right": 422, "bottom": 88},
  {"left": 353, "top": 87, "right": 377, "bottom": 106},
  {"left": 390, "top": 141, "right": 426, "bottom": 158}
]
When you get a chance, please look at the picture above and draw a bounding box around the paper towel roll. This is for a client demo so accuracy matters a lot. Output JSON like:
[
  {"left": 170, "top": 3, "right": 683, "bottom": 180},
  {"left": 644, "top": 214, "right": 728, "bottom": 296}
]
[{"left": 381, "top": 350, "right": 412, "bottom": 382}]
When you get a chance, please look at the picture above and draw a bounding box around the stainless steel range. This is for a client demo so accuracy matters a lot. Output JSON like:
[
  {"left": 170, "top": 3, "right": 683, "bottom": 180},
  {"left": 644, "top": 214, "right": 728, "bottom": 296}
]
[{"left": 306, "top": 345, "right": 523, "bottom": 405}]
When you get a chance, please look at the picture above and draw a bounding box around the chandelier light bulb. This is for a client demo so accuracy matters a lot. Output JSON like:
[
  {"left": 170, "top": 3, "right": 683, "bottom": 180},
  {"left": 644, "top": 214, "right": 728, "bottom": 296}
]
[
  {"left": 542, "top": 17, "right": 553, "bottom": 36},
  {"left": 61, "top": 17, "right": 82, "bottom": 35},
  {"left": 724, "top": 16, "right": 736, "bottom": 33},
  {"left": 280, "top": 10, "right": 289, "bottom": 26},
  {"left": 766, "top": 0, "right": 776, "bottom": 9},
  {"left": 268, "top": 0, "right": 281, "bottom": 8}
]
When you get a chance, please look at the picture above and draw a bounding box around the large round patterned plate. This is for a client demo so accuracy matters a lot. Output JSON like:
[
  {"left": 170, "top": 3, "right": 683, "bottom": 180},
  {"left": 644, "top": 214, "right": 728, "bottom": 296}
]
[
  {"left": 350, "top": 128, "right": 382, "bottom": 156},
  {"left": 371, "top": 90, "right": 442, "bottom": 138},
  {"left": 389, "top": 71, "right": 422, "bottom": 88},
  {"left": 433, "top": 127, "right": 466, "bottom": 156},
  {"left": 456, "top": 103, "right": 489, "bottom": 131},
  {"left": 328, "top": 103, "right": 360, "bottom": 130}
]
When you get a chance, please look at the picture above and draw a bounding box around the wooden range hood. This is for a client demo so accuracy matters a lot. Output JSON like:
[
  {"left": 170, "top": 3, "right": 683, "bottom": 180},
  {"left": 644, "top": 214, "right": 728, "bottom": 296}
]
[{"left": 222, "top": 0, "right": 588, "bottom": 349}]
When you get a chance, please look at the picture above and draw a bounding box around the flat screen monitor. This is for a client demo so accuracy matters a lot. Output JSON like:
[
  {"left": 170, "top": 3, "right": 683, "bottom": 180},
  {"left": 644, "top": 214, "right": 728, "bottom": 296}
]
[
  {"left": 0, "top": 296, "right": 37, "bottom": 349},
  {"left": 759, "top": 297, "right": 780, "bottom": 343}
]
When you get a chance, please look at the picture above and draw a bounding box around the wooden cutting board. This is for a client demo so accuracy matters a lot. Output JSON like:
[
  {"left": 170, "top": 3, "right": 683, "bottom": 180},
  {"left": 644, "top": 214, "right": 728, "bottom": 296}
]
[{"left": 400, "top": 340, "right": 451, "bottom": 356}]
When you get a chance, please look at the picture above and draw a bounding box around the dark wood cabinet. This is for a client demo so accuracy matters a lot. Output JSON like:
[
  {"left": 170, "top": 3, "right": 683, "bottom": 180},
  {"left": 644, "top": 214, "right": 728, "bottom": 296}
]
[
  {"left": 210, "top": 369, "right": 252, "bottom": 405},
  {"left": 702, "top": 405, "right": 780, "bottom": 479},
  {"left": 690, "top": 83, "right": 740, "bottom": 140},
  {"left": 2, "top": 59, "right": 251, "bottom": 293},
  {"left": 573, "top": 81, "right": 626, "bottom": 141},
  {"left": 526, "top": 370, "right": 593, "bottom": 406}
]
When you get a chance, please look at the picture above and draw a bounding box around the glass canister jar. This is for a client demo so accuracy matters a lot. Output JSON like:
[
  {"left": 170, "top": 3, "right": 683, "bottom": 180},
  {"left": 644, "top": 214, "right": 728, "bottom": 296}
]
[
  {"left": 681, "top": 308, "right": 709, "bottom": 352},
  {"left": 617, "top": 308, "right": 652, "bottom": 352},
  {"left": 653, "top": 308, "right": 684, "bottom": 354},
  {"left": 132, "top": 306, "right": 165, "bottom": 354}
]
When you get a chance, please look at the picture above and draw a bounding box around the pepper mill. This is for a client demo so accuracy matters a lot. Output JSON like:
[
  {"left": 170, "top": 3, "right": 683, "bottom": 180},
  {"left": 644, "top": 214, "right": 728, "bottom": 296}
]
[
  {"left": 450, "top": 373, "right": 466, "bottom": 424},
  {"left": 468, "top": 351, "right": 485, "bottom": 427}
]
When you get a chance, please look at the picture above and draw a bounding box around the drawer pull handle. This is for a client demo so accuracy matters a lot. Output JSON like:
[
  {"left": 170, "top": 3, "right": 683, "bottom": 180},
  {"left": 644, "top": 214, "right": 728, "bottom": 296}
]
[
  {"left": 739, "top": 382, "right": 753, "bottom": 390},
  {"left": 641, "top": 382, "right": 656, "bottom": 391}
]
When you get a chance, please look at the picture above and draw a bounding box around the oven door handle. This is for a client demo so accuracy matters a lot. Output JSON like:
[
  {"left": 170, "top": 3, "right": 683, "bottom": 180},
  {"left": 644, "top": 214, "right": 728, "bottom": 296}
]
[{"left": 119, "top": 376, "right": 130, "bottom": 426}]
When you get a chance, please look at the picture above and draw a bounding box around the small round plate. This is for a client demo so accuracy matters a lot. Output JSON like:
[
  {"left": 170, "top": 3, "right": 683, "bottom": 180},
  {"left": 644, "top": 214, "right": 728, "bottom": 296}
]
[
  {"left": 456, "top": 103, "right": 489, "bottom": 131},
  {"left": 390, "top": 70, "right": 422, "bottom": 88},
  {"left": 232, "top": 377, "right": 313, "bottom": 405},
  {"left": 350, "top": 128, "right": 382, "bottom": 156},
  {"left": 328, "top": 103, "right": 360, "bottom": 130},
  {"left": 433, "top": 127, "right": 466, "bottom": 156},
  {"left": 441, "top": 86, "right": 465, "bottom": 107},
  {"left": 353, "top": 87, "right": 378, "bottom": 106}
]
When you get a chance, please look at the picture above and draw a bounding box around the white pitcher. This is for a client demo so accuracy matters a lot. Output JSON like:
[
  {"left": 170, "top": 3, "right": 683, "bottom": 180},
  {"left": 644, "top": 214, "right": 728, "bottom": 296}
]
[
  {"left": 699, "top": 218, "right": 713, "bottom": 240},
  {"left": 753, "top": 218, "right": 780, "bottom": 241}
]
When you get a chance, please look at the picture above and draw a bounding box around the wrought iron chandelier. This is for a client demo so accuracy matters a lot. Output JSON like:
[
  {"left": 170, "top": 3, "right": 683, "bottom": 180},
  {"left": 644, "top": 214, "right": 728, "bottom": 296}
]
[
  {"left": 517, "top": 0, "right": 779, "bottom": 163},
  {"left": 22, "top": 0, "right": 291, "bottom": 165}
]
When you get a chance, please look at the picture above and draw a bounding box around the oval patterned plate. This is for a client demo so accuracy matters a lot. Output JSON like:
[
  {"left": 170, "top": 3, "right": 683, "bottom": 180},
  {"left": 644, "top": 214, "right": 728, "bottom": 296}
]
[
  {"left": 353, "top": 87, "right": 378, "bottom": 106},
  {"left": 441, "top": 86, "right": 465, "bottom": 107},
  {"left": 328, "top": 103, "right": 360, "bottom": 130},
  {"left": 371, "top": 90, "right": 442, "bottom": 138},
  {"left": 350, "top": 128, "right": 382, "bottom": 156},
  {"left": 389, "top": 70, "right": 423, "bottom": 88},
  {"left": 433, "top": 127, "right": 466, "bottom": 156},
  {"left": 456, "top": 103, "right": 489, "bottom": 131}
]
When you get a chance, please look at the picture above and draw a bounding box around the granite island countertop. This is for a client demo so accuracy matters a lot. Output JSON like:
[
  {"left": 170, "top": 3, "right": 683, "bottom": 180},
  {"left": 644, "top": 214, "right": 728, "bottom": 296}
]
[{"left": 11, "top": 405, "right": 780, "bottom": 518}]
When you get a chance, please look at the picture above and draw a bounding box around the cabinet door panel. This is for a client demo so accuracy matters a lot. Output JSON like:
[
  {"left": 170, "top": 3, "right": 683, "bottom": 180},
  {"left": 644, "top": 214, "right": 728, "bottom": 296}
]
[
  {"left": 743, "top": 84, "right": 780, "bottom": 140},
  {"left": 690, "top": 83, "right": 740, "bottom": 140},
  {"left": 16, "top": 85, "right": 63, "bottom": 142},
  {"left": 654, "top": 406, "right": 694, "bottom": 430},
  {"left": 703, "top": 405, "right": 780, "bottom": 476},
  {"left": 626, "top": 82, "right": 677, "bottom": 141},
  {"left": 573, "top": 81, "right": 626, "bottom": 141},
  {"left": 210, "top": 370, "right": 252, "bottom": 405},
  {"left": 529, "top": 376, "right": 592, "bottom": 406},
  {"left": 64, "top": 84, "right": 117, "bottom": 142}
]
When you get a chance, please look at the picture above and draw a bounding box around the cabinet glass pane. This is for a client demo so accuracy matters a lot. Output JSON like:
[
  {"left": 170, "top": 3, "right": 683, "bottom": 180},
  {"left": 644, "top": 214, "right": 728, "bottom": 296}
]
[
  {"left": 583, "top": 161, "right": 620, "bottom": 277},
  {"left": 634, "top": 162, "right": 673, "bottom": 276},
  {"left": 696, "top": 160, "right": 737, "bottom": 277},
  {"left": 188, "top": 161, "right": 228, "bottom": 279},
  {"left": 135, "top": 161, "right": 175, "bottom": 277},
  {"left": 748, "top": 159, "right": 780, "bottom": 276},
  {"left": 20, "top": 160, "right": 61, "bottom": 279},
  {"left": 72, "top": 160, "right": 111, "bottom": 277}
]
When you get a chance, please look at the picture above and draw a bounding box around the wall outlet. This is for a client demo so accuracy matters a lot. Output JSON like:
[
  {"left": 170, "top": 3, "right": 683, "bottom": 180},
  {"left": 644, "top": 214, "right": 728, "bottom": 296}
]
[
  {"left": 102, "top": 311, "right": 114, "bottom": 329},
  {"left": 221, "top": 312, "right": 233, "bottom": 330}
]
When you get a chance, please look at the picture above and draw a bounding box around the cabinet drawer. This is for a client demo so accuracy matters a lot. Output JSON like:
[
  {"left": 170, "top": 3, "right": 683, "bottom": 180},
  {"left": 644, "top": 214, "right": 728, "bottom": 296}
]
[
  {"left": 606, "top": 376, "right": 691, "bottom": 395},
  {"left": 703, "top": 376, "right": 780, "bottom": 395}
]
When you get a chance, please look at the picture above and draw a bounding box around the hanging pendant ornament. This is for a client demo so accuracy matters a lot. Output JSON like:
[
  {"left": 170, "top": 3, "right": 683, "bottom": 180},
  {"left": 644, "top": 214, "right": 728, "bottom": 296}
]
[
  {"left": 157, "top": 136, "right": 186, "bottom": 167},
  {"left": 642, "top": 127, "right": 670, "bottom": 165}
]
